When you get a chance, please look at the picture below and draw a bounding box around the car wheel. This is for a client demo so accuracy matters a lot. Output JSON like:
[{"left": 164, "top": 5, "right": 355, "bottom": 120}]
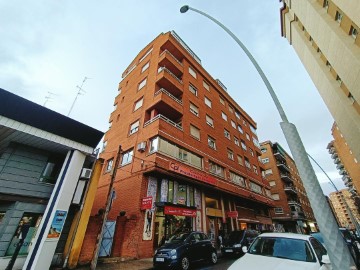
[
  {"left": 210, "top": 250, "right": 218, "bottom": 264},
  {"left": 180, "top": 256, "right": 190, "bottom": 270}
]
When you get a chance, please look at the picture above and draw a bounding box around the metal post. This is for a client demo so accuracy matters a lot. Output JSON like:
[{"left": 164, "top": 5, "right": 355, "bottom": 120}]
[
  {"left": 180, "top": 5, "right": 355, "bottom": 269},
  {"left": 90, "top": 145, "right": 122, "bottom": 270}
]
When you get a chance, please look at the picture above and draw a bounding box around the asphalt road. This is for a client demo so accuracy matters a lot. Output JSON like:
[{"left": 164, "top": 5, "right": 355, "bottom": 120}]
[{"left": 188, "top": 256, "right": 238, "bottom": 270}]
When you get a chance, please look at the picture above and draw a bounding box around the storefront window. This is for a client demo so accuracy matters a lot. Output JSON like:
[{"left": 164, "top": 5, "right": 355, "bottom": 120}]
[
  {"left": 177, "top": 184, "right": 187, "bottom": 205},
  {"left": 168, "top": 180, "right": 174, "bottom": 203}
]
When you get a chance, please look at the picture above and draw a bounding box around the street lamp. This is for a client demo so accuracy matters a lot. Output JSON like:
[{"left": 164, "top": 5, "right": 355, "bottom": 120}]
[{"left": 180, "top": 5, "right": 354, "bottom": 270}]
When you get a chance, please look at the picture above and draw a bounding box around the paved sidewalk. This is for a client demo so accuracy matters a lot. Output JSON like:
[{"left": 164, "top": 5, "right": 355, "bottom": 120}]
[{"left": 75, "top": 258, "right": 153, "bottom": 270}]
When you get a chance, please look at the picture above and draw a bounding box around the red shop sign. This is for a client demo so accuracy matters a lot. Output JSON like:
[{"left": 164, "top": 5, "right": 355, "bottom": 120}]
[
  {"left": 141, "top": 197, "right": 153, "bottom": 210},
  {"left": 169, "top": 162, "right": 217, "bottom": 186},
  {"left": 164, "top": 206, "right": 197, "bottom": 217},
  {"left": 227, "top": 211, "right": 238, "bottom": 218}
]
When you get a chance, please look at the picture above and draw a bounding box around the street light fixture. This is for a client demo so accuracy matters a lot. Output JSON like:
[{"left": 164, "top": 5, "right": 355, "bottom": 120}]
[{"left": 180, "top": 5, "right": 354, "bottom": 270}]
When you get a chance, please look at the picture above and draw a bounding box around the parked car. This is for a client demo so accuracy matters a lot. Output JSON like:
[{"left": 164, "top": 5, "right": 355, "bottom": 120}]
[
  {"left": 228, "top": 232, "right": 329, "bottom": 270},
  {"left": 311, "top": 228, "right": 360, "bottom": 268},
  {"left": 221, "top": 229, "right": 259, "bottom": 256},
  {"left": 153, "top": 231, "right": 217, "bottom": 270}
]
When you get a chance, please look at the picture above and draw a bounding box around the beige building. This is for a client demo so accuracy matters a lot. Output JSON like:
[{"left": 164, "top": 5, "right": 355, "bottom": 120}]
[
  {"left": 280, "top": 0, "right": 360, "bottom": 162},
  {"left": 329, "top": 189, "right": 360, "bottom": 229}
]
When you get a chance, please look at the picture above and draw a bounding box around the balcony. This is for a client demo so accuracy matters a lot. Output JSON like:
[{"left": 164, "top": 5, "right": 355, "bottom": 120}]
[
  {"left": 156, "top": 67, "right": 183, "bottom": 96},
  {"left": 277, "top": 162, "right": 290, "bottom": 172},
  {"left": 144, "top": 114, "right": 183, "bottom": 131},
  {"left": 284, "top": 185, "right": 297, "bottom": 195},
  {"left": 149, "top": 88, "right": 183, "bottom": 116},
  {"left": 170, "top": 31, "right": 201, "bottom": 65},
  {"left": 331, "top": 152, "right": 338, "bottom": 159},
  {"left": 343, "top": 177, "right": 353, "bottom": 187},
  {"left": 280, "top": 173, "right": 293, "bottom": 182},
  {"left": 339, "top": 168, "right": 347, "bottom": 175},
  {"left": 333, "top": 157, "right": 340, "bottom": 164},
  {"left": 159, "top": 50, "right": 183, "bottom": 78},
  {"left": 291, "top": 211, "right": 305, "bottom": 219},
  {"left": 336, "top": 163, "right": 344, "bottom": 170},
  {"left": 288, "top": 200, "right": 301, "bottom": 206}
]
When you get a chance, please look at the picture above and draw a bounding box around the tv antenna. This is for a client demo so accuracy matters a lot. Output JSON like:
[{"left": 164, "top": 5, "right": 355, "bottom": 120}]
[
  {"left": 43, "top": 91, "right": 58, "bottom": 107},
  {"left": 68, "top": 76, "right": 91, "bottom": 116}
]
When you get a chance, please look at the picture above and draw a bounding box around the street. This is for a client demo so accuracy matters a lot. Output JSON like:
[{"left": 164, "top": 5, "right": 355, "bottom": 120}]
[{"left": 179, "top": 256, "right": 238, "bottom": 270}]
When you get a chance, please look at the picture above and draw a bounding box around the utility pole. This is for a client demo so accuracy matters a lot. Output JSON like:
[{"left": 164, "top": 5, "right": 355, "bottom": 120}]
[
  {"left": 90, "top": 145, "right": 122, "bottom": 270},
  {"left": 68, "top": 77, "right": 90, "bottom": 117}
]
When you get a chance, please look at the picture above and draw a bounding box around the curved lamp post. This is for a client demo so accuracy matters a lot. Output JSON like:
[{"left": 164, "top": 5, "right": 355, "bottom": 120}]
[{"left": 180, "top": 5, "right": 354, "bottom": 270}]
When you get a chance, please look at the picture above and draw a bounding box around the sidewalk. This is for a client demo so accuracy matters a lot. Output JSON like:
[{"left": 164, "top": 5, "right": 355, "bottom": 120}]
[{"left": 75, "top": 257, "right": 153, "bottom": 270}]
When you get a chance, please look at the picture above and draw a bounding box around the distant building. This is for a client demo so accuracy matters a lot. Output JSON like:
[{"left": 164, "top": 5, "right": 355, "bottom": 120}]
[
  {"left": 260, "top": 141, "right": 316, "bottom": 233},
  {"left": 329, "top": 189, "right": 360, "bottom": 229},
  {"left": 280, "top": 0, "right": 360, "bottom": 164},
  {"left": 83, "top": 31, "right": 275, "bottom": 261},
  {"left": 0, "top": 88, "right": 103, "bottom": 270}
]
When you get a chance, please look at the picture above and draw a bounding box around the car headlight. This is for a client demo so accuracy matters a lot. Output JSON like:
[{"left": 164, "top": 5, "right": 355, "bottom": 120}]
[
  {"left": 154, "top": 249, "right": 158, "bottom": 255},
  {"left": 233, "top": 244, "right": 241, "bottom": 248},
  {"left": 170, "top": 249, "right": 177, "bottom": 259}
]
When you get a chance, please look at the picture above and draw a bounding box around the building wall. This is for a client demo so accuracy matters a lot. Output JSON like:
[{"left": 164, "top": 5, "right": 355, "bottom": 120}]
[{"left": 281, "top": 0, "right": 360, "bottom": 163}]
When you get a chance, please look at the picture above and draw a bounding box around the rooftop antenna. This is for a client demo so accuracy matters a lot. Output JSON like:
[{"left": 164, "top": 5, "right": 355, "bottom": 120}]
[
  {"left": 68, "top": 76, "right": 90, "bottom": 116},
  {"left": 43, "top": 91, "right": 57, "bottom": 107}
]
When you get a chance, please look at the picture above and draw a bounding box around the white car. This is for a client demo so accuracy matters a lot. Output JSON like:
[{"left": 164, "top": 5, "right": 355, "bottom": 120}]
[{"left": 228, "top": 233, "right": 330, "bottom": 270}]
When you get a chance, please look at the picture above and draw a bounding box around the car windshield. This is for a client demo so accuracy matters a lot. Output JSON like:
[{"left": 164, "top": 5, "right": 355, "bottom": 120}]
[
  {"left": 225, "top": 231, "right": 244, "bottom": 242},
  {"left": 167, "top": 233, "right": 190, "bottom": 243},
  {"left": 248, "top": 236, "right": 317, "bottom": 263}
]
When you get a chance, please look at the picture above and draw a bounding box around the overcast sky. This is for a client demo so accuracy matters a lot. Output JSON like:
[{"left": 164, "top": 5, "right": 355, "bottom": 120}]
[{"left": 0, "top": 0, "right": 345, "bottom": 194}]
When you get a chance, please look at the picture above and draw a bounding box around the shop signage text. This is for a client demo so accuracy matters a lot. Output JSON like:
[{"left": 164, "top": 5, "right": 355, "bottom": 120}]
[
  {"left": 141, "top": 197, "right": 153, "bottom": 210},
  {"left": 169, "top": 162, "right": 217, "bottom": 185},
  {"left": 164, "top": 206, "right": 197, "bottom": 217},
  {"left": 226, "top": 211, "right": 238, "bottom": 218}
]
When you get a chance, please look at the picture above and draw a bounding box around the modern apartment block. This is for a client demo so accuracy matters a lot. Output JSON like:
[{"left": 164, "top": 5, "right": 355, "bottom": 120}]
[
  {"left": 280, "top": 0, "right": 360, "bottom": 163},
  {"left": 327, "top": 122, "right": 360, "bottom": 201},
  {"left": 329, "top": 189, "right": 360, "bottom": 229},
  {"left": 87, "top": 31, "right": 275, "bottom": 260},
  {"left": 260, "top": 141, "right": 316, "bottom": 233}
]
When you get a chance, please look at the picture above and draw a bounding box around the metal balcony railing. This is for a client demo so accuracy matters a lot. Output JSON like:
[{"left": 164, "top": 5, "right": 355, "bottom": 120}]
[
  {"left": 284, "top": 185, "right": 297, "bottom": 193},
  {"left": 158, "top": 66, "right": 183, "bottom": 84},
  {"left": 170, "top": 30, "right": 202, "bottom": 65},
  {"left": 144, "top": 114, "right": 183, "bottom": 131},
  {"left": 154, "top": 88, "right": 183, "bottom": 105},
  {"left": 159, "top": 49, "right": 183, "bottom": 66}
]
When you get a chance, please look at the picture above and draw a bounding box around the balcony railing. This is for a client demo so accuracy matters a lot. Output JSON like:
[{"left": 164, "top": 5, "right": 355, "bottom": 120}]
[
  {"left": 170, "top": 30, "right": 202, "bottom": 65},
  {"left": 284, "top": 185, "right": 297, "bottom": 194},
  {"left": 331, "top": 152, "right": 338, "bottom": 159},
  {"left": 154, "top": 88, "right": 183, "bottom": 105},
  {"left": 158, "top": 66, "right": 183, "bottom": 84},
  {"left": 277, "top": 162, "right": 290, "bottom": 172},
  {"left": 159, "top": 49, "right": 183, "bottom": 67},
  {"left": 280, "top": 173, "right": 293, "bottom": 182},
  {"left": 144, "top": 114, "right": 183, "bottom": 131},
  {"left": 288, "top": 200, "right": 301, "bottom": 206},
  {"left": 336, "top": 163, "right": 344, "bottom": 170}
]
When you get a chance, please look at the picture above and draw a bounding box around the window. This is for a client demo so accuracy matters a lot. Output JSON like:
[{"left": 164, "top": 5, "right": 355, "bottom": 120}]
[
  {"left": 234, "top": 136, "right": 240, "bottom": 146},
  {"left": 109, "top": 121, "right": 112, "bottom": 129},
  {"left": 203, "top": 80, "right": 210, "bottom": 91},
  {"left": 272, "top": 193, "right": 280, "bottom": 200},
  {"left": 102, "top": 141, "right": 107, "bottom": 152},
  {"left": 230, "top": 171, "right": 246, "bottom": 187},
  {"left": 227, "top": 149, "right": 234, "bottom": 160},
  {"left": 224, "top": 129, "right": 231, "bottom": 139},
  {"left": 189, "top": 66, "right": 197, "bottom": 78},
  {"left": 228, "top": 106, "right": 234, "bottom": 113},
  {"left": 244, "top": 158, "right": 251, "bottom": 169},
  {"left": 206, "top": 115, "right": 214, "bottom": 127},
  {"left": 274, "top": 207, "right": 283, "bottom": 214},
  {"left": 253, "top": 137, "right": 260, "bottom": 148},
  {"left": 231, "top": 120, "right": 236, "bottom": 129},
  {"left": 178, "top": 149, "right": 188, "bottom": 161},
  {"left": 336, "top": 11, "right": 343, "bottom": 23},
  {"left": 241, "top": 140, "right": 247, "bottom": 151},
  {"left": 190, "top": 125, "right": 200, "bottom": 140},
  {"left": 265, "top": 169, "right": 273, "bottom": 175},
  {"left": 237, "top": 125, "right": 243, "bottom": 134},
  {"left": 235, "top": 111, "right": 241, "bottom": 119},
  {"left": 249, "top": 148, "right": 254, "bottom": 157},
  {"left": 237, "top": 155, "right": 244, "bottom": 166},
  {"left": 190, "top": 103, "right": 199, "bottom": 116},
  {"left": 221, "top": 112, "right": 227, "bottom": 121},
  {"left": 141, "top": 61, "right": 150, "bottom": 73},
  {"left": 121, "top": 149, "right": 133, "bottom": 166},
  {"left": 323, "top": 0, "right": 328, "bottom": 8},
  {"left": 242, "top": 119, "right": 247, "bottom": 126},
  {"left": 269, "top": 181, "right": 276, "bottom": 187},
  {"left": 336, "top": 75, "right": 342, "bottom": 85},
  {"left": 219, "top": 96, "right": 225, "bottom": 105},
  {"left": 113, "top": 103, "right": 117, "bottom": 111},
  {"left": 149, "top": 137, "right": 159, "bottom": 152},
  {"left": 106, "top": 159, "right": 114, "bottom": 172},
  {"left": 129, "top": 120, "right": 140, "bottom": 135},
  {"left": 189, "top": 83, "right": 198, "bottom": 96},
  {"left": 134, "top": 97, "right": 143, "bottom": 111},
  {"left": 208, "top": 136, "right": 216, "bottom": 149},
  {"left": 350, "top": 25, "right": 358, "bottom": 39},
  {"left": 209, "top": 160, "right": 224, "bottom": 177},
  {"left": 261, "top": 147, "right": 267, "bottom": 153},
  {"left": 250, "top": 125, "right": 257, "bottom": 135},
  {"left": 138, "top": 78, "right": 147, "bottom": 90},
  {"left": 205, "top": 97, "right": 212, "bottom": 108},
  {"left": 139, "top": 47, "right": 153, "bottom": 63},
  {"left": 250, "top": 181, "right": 262, "bottom": 194},
  {"left": 265, "top": 189, "right": 272, "bottom": 197},
  {"left": 246, "top": 133, "right": 250, "bottom": 140},
  {"left": 262, "top": 158, "right": 270, "bottom": 164},
  {"left": 40, "top": 158, "right": 62, "bottom": 184},
  {"left": 253, "top": 165, "right": 258, "bottom": 174}
]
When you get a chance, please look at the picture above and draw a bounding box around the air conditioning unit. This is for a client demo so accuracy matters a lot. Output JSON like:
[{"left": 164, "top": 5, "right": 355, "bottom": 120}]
[
  {"left": 137, "top": 141, "right": 146, "bottom": 152},
  {"left": 80, "top": 168, "right": 92, "bottom": 180}
]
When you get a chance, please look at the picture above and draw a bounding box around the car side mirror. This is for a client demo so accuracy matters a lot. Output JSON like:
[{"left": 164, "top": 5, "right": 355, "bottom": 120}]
[
  {"left": 242, "top": 246, "right": 248, "bottom": 253},
  {"left": 321, "top": 254, "right": 331, "bottom": 265}
]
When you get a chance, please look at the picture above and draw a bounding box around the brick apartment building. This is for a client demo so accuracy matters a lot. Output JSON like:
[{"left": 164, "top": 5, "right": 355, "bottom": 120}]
[
  {"left": 85, "top": 31, "right": 275, "bottom": 260},
  {"left": 260, "top": 141, "right": 316, "bottom": 233}
]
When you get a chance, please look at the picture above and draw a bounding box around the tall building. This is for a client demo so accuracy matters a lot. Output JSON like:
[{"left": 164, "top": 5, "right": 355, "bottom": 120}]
[
  {"left": 87, "top": 31, "right": 274, "bottom": 260},
  {"left": 260, "top": 141, "right": 316, "bottom": 233},
  {"left": 280, "top": 0, "right": 360, "bottom": 163},
  {"left": 327, "top": 122, "right": 360, "bottom": 205},
  {"left": 329, "top": 189, "right": 360, "bottom": 229}
]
